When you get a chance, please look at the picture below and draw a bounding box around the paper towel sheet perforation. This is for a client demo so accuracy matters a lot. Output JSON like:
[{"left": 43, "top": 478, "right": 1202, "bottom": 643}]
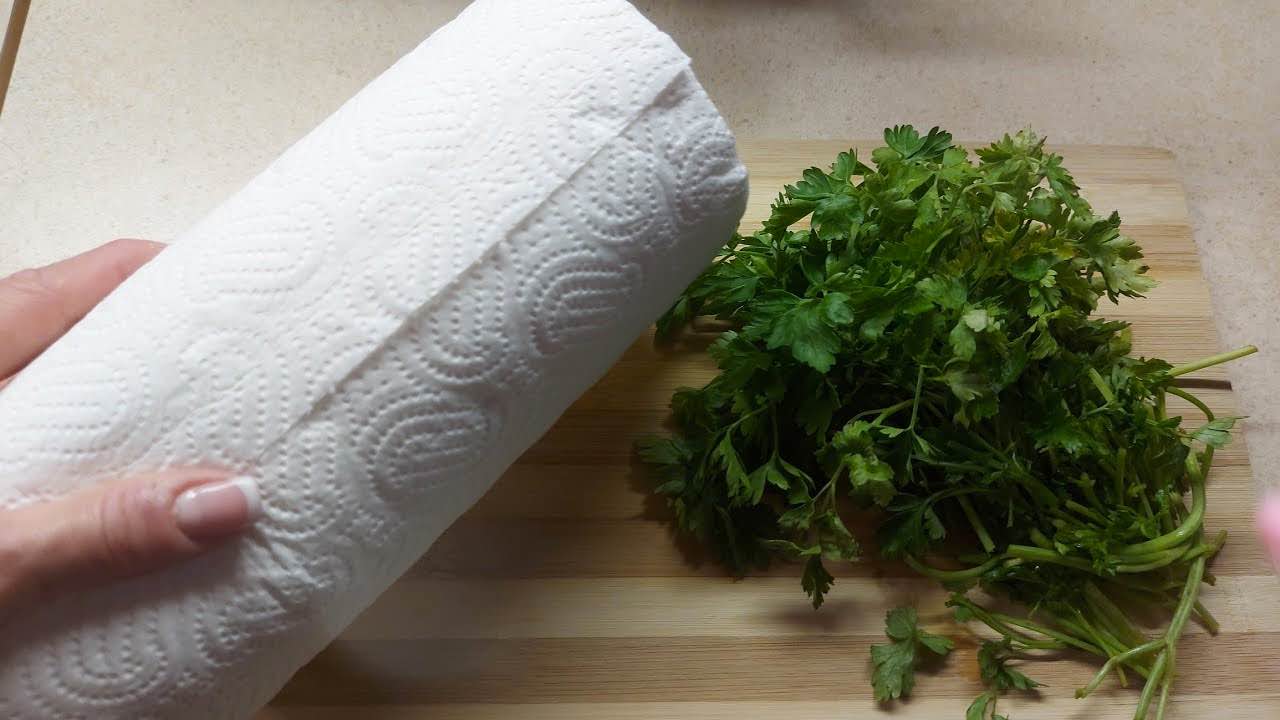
[{"left": 0, "top": 1, "right": 748, "bottom": 718}]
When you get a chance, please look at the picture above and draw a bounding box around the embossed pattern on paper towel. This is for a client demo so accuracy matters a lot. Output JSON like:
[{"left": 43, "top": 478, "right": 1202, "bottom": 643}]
[{"left": 0, "top": 0, "right": 748, "bottom": 717}]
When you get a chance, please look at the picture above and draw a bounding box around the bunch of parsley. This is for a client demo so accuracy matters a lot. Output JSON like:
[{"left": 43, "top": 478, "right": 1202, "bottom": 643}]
[{"left": 640, "top": 126, "right": 1256, "bottom": 719}]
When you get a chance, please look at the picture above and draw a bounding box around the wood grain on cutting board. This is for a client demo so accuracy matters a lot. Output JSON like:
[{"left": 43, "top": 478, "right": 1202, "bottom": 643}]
[{"left": 259, "top": 142, "right": 1280, "bottom": 719}]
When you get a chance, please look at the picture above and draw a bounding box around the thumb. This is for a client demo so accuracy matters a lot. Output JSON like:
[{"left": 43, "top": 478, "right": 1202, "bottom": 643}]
[{"left": 0, "top": 469, "right": 261, "bottom": 615}]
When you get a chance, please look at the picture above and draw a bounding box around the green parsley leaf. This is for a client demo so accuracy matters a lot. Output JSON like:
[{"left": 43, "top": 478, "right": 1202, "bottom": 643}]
[
  {"left": 871, "top": 606, "right": 953, "bottom": 702},
  {"left": 821, "top": 292, "right": 855, "bottom": 325},
  {"left": 801, "top": 555, "right": 835, "bottom": 609},
  {"left": 845, "top": 453, "right": 897, "bottom": 507},
  {"left": 950, "top": 320, "right": 978, "bottom": 361},
  {"left": 917, "top": 276, "right": 969, "bottom": 310},
  {"left": 767, "top": 299, "right": 840, "bottom": 372},
  {"left": 978, "top": 638, "right": 1041, "bottom": 692},
  {"left": 966, "top": 691, "right": 1010, "bottom": 720},
  {"left": 1190, "top": 416, "right": 1240, "bottom": 448},
  {"left": 882, "top": 125, "right": 954, "bottom": 162}
]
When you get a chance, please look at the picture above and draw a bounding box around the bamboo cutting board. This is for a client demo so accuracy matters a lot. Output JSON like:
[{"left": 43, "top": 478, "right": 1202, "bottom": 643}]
[{"left": 259, "top": 142, "right": 1279, "bottom": 719}]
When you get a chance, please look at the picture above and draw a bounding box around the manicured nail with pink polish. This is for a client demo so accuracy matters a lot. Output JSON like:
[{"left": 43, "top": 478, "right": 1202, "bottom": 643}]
[
  {"left": 173, "top": 476, "right": 263, "bottom": 540},
  {"left": 1256, "top": 491, "right": 1280, "bottom": 572}
]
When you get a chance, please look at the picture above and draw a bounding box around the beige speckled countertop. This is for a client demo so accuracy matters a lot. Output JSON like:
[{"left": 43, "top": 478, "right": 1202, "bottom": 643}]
[{"left": 1, "top": 1, "right": 1275, "bottom": 483}]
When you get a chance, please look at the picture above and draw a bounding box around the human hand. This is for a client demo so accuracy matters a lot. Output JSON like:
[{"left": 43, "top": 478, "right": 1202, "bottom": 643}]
[{"left": 0, "top": 240, "right": 261, "bottom": 618}]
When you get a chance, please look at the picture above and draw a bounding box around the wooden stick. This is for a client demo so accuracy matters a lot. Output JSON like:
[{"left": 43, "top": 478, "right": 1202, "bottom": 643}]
[{"left": 0, "top": 0, "right": 34, "bottom": 118}]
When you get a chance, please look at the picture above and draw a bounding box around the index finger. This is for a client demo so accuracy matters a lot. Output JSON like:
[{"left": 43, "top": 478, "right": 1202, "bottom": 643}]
[{"left": 0, "top": 239, "right": 164, "bottom": 380}]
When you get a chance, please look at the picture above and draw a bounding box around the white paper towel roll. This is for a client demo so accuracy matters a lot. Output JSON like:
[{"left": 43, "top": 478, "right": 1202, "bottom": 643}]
[{"left": 0, "top": 1, "right": 747, "bottom": 716}]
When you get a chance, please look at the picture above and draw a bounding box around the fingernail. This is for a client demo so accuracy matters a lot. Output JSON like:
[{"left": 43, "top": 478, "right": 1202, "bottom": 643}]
[
  {"left": 173, "top": 476, "right": 262, "bottom": 540},
  {"left": 1256, "top": 491, "right": 1280, "bottom": 573}
]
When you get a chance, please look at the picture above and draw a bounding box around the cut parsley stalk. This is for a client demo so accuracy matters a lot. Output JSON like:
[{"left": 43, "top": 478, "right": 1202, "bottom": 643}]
[{"left": 640, "top": 125, "right": 1259, "bottom": 719}]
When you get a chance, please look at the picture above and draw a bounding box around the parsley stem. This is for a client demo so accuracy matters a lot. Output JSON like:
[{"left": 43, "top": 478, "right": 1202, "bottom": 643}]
[
  {"left": 1165, "top": 385, "right": 1213, "bottom": 421},
  {"left": 1134, "top": 555, "right": 1206, "bottom": 719},
  {"left": 913, "top": 457, "right": 988, "bottom": 474},
  {"left": 1192, "top": 529, "right": 1226, "bottom": 557},
  {"left": 1136, "top": 491, "right": 1157, "bottom": 525},
  {"left": 1168, "top": 556, "right": 1206, "bottom": 641},
  {"left": 1109, "top": 582, "right": 1217, "bottom": 635},
  {"left": 1028, "top": 527, "right": 1054, "bottom": 550},
  {"left": 1118, "top": 533, "right": 1220, "bottom": 570},
  {"left": 1076, "top": 639, "right": 1165, "bottom": 698},
  {"left": 1193, "top": 599, "right": 1220, "bottom": 635},
  {"left": 904, "top": 554, "right": 1001, "bottom": 582},
  {"left": 1156, "top": 677, "right": 1172, "bottom": 720},
  {"left": 957, "top": 496, "right": 995, "bottom": 552},
  {"left": 968, "top": 430, "right": 1006, "bottom": 458},
  {"left": 908, "top": 365, "right": 925, "bottom": 431},
  {"left": 988, "top": 623, "right": 1066, "bottom": 652},
  {"left": 949, "top": 597, "right": 1086, "bottom": 652},
  {"left": 853, "top": 399, "right": 914, "bottom": 424},
  {"left": 1066, "top": 498, "right": 1108, "bottom": 525},
  {"left": 1167, "top": 345, "right": 1257, "bottom": 377},
  {"left": 1085, "top": 582, "right": 1147, "bottom": 648},
  {"left": 993, "top": 610, "right": 1103, "bottom": 656},
  {"left": 1004, "top": 545, "right": 1095, "bottom": 572},
  {"left": 1135, "top": 649, "right": 1170, "bottom": 719},
  {"left": 1159, "top": 499, "right": 1178, "bottom": 534},
  {"left": 1016, "top": 473, "right": 1058, "bottom": 509},
  {"left": 1117, "top": 454, "right": 1205, "bottom": 559},
  {"left": 1115, "top": 547, "right": 1187, "bottom": 573},
  {"left": 1114, "top": 447, "right": 1128, "bottom": 508},
  {"left": 873, "top": 399, "right": 915, "bottom": 424},
  {"left": 1073, "top": 612, "right": 1131, "bottom": 686},
  {"left": 1087, "top": 367, "right": 1116, "bottom": 404},
  {"left": 1081, "top": 478, "right": 1104, "bottom": 510}
]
